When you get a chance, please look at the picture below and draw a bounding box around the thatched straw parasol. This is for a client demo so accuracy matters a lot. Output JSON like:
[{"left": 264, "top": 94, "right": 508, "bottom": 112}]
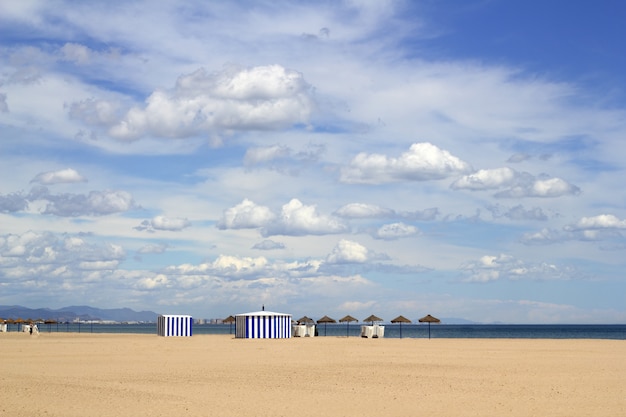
[
  {"left": 44, "top": 319, "right": 57, "bottom": 333},
  {"left": 391, "top": 315, "right": 412, "bottom": 338},
  {"left": 316, "top": 315, "right": 336, "bottom": 336},
  {"left": 339, "top": 315, "right": 358, "bottom": 337},
  {"left": 363, "top": 314, "right": 383, "bottom": 325},
  {"left": 296, "top": 316, "right": 314, "bottom": 324},
  {"left": 223, "top": 315, "right": 236, "bottom": 334},
  {"left": 418, "top": 314, "right": 440, "bottom": 339}
]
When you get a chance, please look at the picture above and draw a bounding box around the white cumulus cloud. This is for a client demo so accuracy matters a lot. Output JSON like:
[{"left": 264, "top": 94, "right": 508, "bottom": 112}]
[
  {"left": 106, "top": 65, "right": 314, "bottom": 141},
  {"left": 31, "top": 168, "right": 87, "bottom": 185},
  {"left": 87, "top": 190, "right": 135, "bottom": 214},
  {"left": 217, "top": 199, "right": 275, "bottom": 230},
  {"left": 530, "top": 178, "right": 580, "bottom": 198},
  {"left": 568, "top": 214, "right": 626, "bottom": 230},
  {"left": 453, "top": 168, "right": 580, "bottom": 199},
  {"left": 335, "top": 203, "right": 394, "bottom": 218},
  {"left": 326, "top": 239, "right": 369, "bottom": 264},
  {"left": 136, "top": 274, "right": 170, "bottom": 290},
  {"left": 340, "top": 142, "right": 471, "bottom": 184},
  {"left": 263, "top": 199, "right": 349, "bottom": 236},
  {"left": 496, "top": 177, "right": 580, "bottom": 198},
  {"left": 151, "top": 216, "right": 190, "bottom": 231},
  {"left": 211, "top": 254, "right": 269, "bottom": 276},
  {"left": 451, "top": 167, "right": 516, "bottom": 190},
  {"left": 42, "top": 190, "right": 136, "bottom": 216}
]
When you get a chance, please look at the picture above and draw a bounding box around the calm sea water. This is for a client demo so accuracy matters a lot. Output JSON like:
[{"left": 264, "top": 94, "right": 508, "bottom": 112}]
[{"left": 27, "top": 323, "right": 626, "bottom": 339}]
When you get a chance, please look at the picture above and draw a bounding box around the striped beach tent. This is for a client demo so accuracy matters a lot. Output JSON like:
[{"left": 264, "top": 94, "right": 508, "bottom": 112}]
[
  {"left": 235, "top": 311, "right": 292, "bottom": 339},
  {"left": 157, "top": 314, "right": 193, "bottom": 337}
]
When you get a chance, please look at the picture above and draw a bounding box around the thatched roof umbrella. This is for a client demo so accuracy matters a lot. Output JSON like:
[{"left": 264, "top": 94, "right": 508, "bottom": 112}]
[
  {"left": 363, "top": 314, "right": 383, "bottom": 325},
  {"left": 296, "top": 316, "right": 314, "bottom": 324},
  {"left": 223, "top": 315, "right": 236, "bottom": 334},
  {"left": 339, "top": 315, "right": 358, "bottom": 337},
  {"left": 5, "top": 318, "right": 14, "bottom": 332},
  {"left": 15, "top": 318, "right": 25, "bottom": 332},
  {"left": 391, "top": 315, "right": 412, "bottom": 338},
  {"left": 295, "top": 316, "right": 316, "bottom": 337},
  {"left": 44, "top": 319, "right": 57, "bottom": 333},
  {"left": 316, "top": 315, "right": 336, "bottom": 336},
  {"left": 418, "top": 314, "right": 440, "bottom": 339}
]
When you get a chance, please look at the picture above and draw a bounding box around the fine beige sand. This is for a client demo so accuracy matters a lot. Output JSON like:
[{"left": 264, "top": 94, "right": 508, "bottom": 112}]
[{"left": 1, "top": 332, "right": 624, "bottom": 417}]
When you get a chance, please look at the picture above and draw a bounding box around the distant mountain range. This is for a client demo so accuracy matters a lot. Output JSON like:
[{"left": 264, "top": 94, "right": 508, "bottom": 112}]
[{"left": 0, "top": 305, "right": 158, "bottom": 322}]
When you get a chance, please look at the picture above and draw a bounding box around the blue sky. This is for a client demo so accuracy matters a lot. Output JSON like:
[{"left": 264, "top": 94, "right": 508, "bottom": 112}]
[{"left": 1, "top": 0, "right": 625, "bottom": 323}]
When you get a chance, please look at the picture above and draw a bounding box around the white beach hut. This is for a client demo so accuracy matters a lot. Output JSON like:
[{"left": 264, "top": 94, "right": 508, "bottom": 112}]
[
  {"left": 235, "top": 310, "right": 292, "bottom": 339},
  {"left": 157, "top": 314, "right": 193, "bottom": 337}
]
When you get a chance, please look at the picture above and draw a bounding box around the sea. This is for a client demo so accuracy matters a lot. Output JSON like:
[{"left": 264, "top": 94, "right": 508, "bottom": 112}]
[{"left": 25, "top": 322, "right": 626, "bottom": 339}]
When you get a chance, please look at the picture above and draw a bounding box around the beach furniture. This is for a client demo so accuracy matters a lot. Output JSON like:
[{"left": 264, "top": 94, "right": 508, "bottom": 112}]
[
  {"left": 360, "top": 325, "right": 374, "bottom": 338},
  {"left": 293, "top": 324, "right": 304, "bottom": 337},
  {"left": 360, "top": 325, "right": 385, "bottom": 338},
  {"left": 293, "top": 323, "right": 316, "bottom": 337},
  {"left": 293, "top": 316, "right": 316, "bottom": 337},
  {"left": 361, "top": 314, "right": 385, "bottom": 338}
]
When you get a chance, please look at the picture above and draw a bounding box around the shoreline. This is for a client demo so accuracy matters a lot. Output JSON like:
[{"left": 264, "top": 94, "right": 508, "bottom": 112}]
[
  {"left": 4, "top": 322, "right": 625, "bottom": 340},
  {"left": 2, "top": 330, "right": 625, "bottom": 339},
  {"left": 2, "top": 333, "right": 625, "bottom": 417}
]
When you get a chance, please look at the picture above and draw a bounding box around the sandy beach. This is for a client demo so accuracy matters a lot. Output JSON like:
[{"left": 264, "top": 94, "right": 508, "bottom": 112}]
[{"left": 1, "top": 332, "right": 624, "bottom": 417}]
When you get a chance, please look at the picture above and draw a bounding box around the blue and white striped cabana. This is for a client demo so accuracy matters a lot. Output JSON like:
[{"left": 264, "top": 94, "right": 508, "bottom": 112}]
[
  {"left": 235, "top": 311, "right": 292, "bottom": 339},
  {"left": 157, "top": 314, "right": 193, "bottom": 337}
]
